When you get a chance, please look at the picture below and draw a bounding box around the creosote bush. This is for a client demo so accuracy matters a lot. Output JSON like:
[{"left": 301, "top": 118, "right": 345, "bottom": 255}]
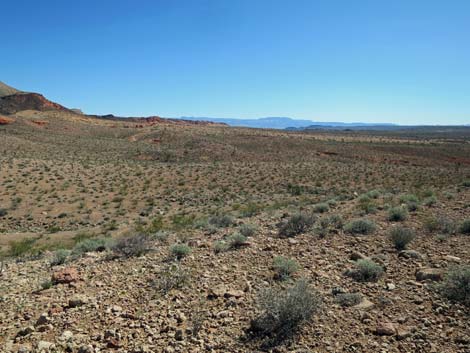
[
  {"left": 239, "top": 224, "right": 256, "bottom": 237},
  {"left": 439, "top": 266, "right": 470, "bottom": 307},
  {"left": 349, "top": 259, "right": 384, "bottom": 282},
  {"left": 50, "top": 249, "right": 70, "bottom": 266},
  {"left": 72, "top": 238, "right": 108, "bottom": 256},
  {"left": 154, "top": 263, "right": 190, "bottom": 294},
  {"left": 389, "top": 226, "right": 415, "bottom": 250},
  {"left": 250, "top": 279, "right": 322, "bottom": 346},
  {"left": 344, "top": 218, "right": 376, "bottom": 235},
  {"left": 335, "top": 292, "right": 362, "bottom": 307},
  {"left": 273, "top": 256, "right": 299, "bottom": 280},
  {"left": 459, "top": 219, "right": 470, "bottom": 235},
  {"left": 208, "top": 214, "right": 233, "bottom": 228},
  {"left": 387, "top": 206, "right": 408, "bottom": 222},
  {"left": 112, "top": 233, "right": 152, "bottom": 258},
  {"left": 278, "top": 212, "right": 316, "bottom": 238},
  {"left": 169, "top": 243, "right": 191, "bottom": 259},
  {"left": 313, "top": 203, "right": 329, "bottom": 213}
]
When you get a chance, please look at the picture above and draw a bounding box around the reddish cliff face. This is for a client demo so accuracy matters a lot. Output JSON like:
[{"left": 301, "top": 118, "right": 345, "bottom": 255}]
[{"left": 0, "top": 93, "right": 69, "bottom": 115}]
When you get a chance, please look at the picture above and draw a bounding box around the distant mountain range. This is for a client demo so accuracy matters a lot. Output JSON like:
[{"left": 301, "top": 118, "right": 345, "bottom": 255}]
[{"left": 180, "top": 116, "right": 398, "bottom": 130}]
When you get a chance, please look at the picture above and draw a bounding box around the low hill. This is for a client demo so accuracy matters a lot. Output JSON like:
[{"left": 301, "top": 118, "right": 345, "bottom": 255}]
[{"left": 0, "top": 81, "right": 21, "bottom": 97}]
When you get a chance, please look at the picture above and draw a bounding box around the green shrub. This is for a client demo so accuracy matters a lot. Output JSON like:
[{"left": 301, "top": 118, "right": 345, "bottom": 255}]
[
  {"left": 72, "top": 238, "right": 107, "bottom": 255},
  {"left": 278, "top": 213, "right": 316, "bottom": 237},
  {"left": 335, "top": 292, "right": 362, "bottom": 307},
  {"left": 8, "top": 238, "right": 36, "bottom": 257},
  {"left": 227, "top": 233, "right": 247, "bottom": 248},
  {"left": 328, "top": 214, "right": 344, "bottom": 229},
  {"left": 423, "top": 196, "right": 437, "bottom": 207},
  {"left": 387, "top": 206, "right": 408, "bottom": 222},
  {"left": 50, "top": 249, "right": 70, "bottom": 266},
  {"left": 250, "top": 279, "right": 322, "bottom": 346},
  {"left": 112, "top": 233, "right": 152, "bottom": 258},
  {"left": 239, "top": 224, "right": 256, "bottom": 237},
  {"left": 154, "top": 263, "right": 190, "bottom": 294},
  {"left": 459, "top": 219, "right": 470, "bottom": 235},
  {"left": 0, "top": 208, "right": 7, "bottom": 217},
  {"left": 439, "top": 266, "right": 470, "bottom": 306},
  {"left": 208, "top": 214, "right": 233, "bottom": 228},
  {"left": 389, "top": 226, "right": 415, "bottom": 250},
  {"left": 399, "top": 194, "right": 419, "bottom": 211},
  {"left": 169, "top": 243, "right": 191, "bottom": 259},
  {"left": 273, "top": 256, "right": 299, "bottom": 280},
  {"left": 366, "top": 190, "right": 380, "bottom": 199},
  {"left": 313, "top": 203, "right": 329, "bottom": 213},
  {"left": 344, "top": 218, "right": 376, "bottom": 235},
  {"left": 213, "top": 240, "right": 229, "bottom": 253},
  {"left": 350, "top": 259, "right": 384, "bottom": 282},
  {"left": 424, "top": 216, "right": 456, "bottom": 234}
]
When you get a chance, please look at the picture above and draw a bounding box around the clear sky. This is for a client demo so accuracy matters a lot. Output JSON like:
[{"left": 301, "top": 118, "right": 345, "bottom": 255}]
[{"left": 2, "top": 0, "right": 469, "bottom": 124}]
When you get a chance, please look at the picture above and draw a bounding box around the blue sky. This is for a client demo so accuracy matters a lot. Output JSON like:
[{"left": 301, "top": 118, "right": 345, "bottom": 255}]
[{"left": 2, "top": 0, "right": 469, "bottom": 124}]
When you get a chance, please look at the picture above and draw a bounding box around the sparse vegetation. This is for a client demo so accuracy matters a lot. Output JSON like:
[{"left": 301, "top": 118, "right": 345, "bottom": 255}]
[
  {"left": 335, "top": 292, "right": 362, "bottom": 307},
  {"left": 387, "top": 206, "right": 408, "bottom": 222},
  {"left": 344, "top": 218, "right": 376, "bottom": 235},
  {"left": 169, "top": 243, "right": 191, "bottom": 259},
  {"left": 459, "top": 219, "right": 470, "bottom": 235},
  {"left": 272, "top": 256, "right": 299, "bottom": 280},
  {"left": 439, "top": 266, "right": 470, "bottom": 307},
  {"left": 250, "top": 279, "right": 322, "bottom": 346},
  {"left": 349, "top": 259, "right": 384, "bottom": 282},
  {"left": 389, "top": 226, "right": 415, "bottom": 250},
  {"left": 112, "top": 233, "right": 152, "bottom": 258},
  {"left": 278, "top": 212, "right": 316, "bottom": 237}
]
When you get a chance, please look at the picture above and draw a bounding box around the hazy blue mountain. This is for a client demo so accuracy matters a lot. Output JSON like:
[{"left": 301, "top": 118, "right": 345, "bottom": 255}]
[{"left": 180, "top": 116, "right": 397, "bottom": 129}]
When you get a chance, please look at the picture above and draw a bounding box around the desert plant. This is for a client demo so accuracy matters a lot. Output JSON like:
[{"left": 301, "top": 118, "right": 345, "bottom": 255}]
[
  {"left": 250, "top": 279, "right": 322, "bottom": 346},
  {"left": 344, "top": 218, "right": 376, "bottom": 235},
  {"left": 400, "top": 194, "right": 420, "bottom": 211},
  {"left": 278, "top": 212, "right": 316, "bottom": 237},
  {"left": 8, "top": 238, "right": 37, "bottom": 257},
  {"left": 349, "top": 259, "right": 384, "bottom": 282},
  {"left": 439, "top": 265, "right": 470, "bottom": 307},
  {"left": 213, "top": 240, "right": 229, "bottom": 253},
  {"left": 112, "top": 233, "right": 152, "bottom": 258},
  {"left": 335, "top": 292, "right": 362, "bottom": 307},
  {"left": 169, "top": 243, "right": 191, "bottom": 259},
  {"left": 72, "top": 238, "right": 108, "bottom": 256},
  {"left": 313, "top": 203, "right": 329, "bottom": 213},
  {"left": 389, "top": 226, "right": 415, "bottom": 250},
  {"left": 459, "top": 219, "right": 470, "bottom": 235},
  {"left": 154, "top": 263, "right": 190, "bottom": 294},
  {"left": 239, "top": 224, "right": 256, "bottom": 237},
  {"left": 0, "top": 208, "right": 7, "bottom": 217},
  {"left": 208, "top": 214, "right": 233, "bottom": 228},
  {"left": 227, "top": 233, "right": 247, "bottom": 248},
  {"left": 50, "top": 249, "right": 71, "bottom": 266},
  {"left": 273, "top": 256, "right": 299, "bottom": 280},
  {"left": 424, "top": 216, "right": 456, "bottom": 234},
  {"left": 387, "top": 206, "right": 408, "bottom": 222}
]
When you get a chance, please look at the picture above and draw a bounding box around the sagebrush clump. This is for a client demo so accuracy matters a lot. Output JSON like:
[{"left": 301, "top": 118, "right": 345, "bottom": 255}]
[
  {"left": 272, "top": 256, "right": 299, "bottom": 280},
  {"left": 112, "top": 233, "right": 152, "bottom": 258},
  {"left": 250, "top": 279, "right": 322, "bottom": 346},
  {"left": 439, "top": 266, "right": 470, "bottom": 307},
  {"left": 278, "top": 213, "right": 316, "bottom": 237},
  {"left": 349, "top": 259, "right": 384, "bottom": 282},
  {"left": 389, "top": 226, "right": 415, "bottom": 250},
  {"left": 344, "top": 218, "right": 376, "bottom": 235}
]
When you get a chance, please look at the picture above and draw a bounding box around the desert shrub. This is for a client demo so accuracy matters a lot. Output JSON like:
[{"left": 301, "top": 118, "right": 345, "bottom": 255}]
[
  {"left": 40, "top": 280, "right": 53, "bottom": 290},
  {"left": 50, "top": 249, "right": 70, "bottom": 266},
  {"left": 328, "top": 214, "right": 344, "bottom": 229},
  {"left": 153, "top": 231, "right": 169, "bottom": 243},
  {"left": 278, "top": 213, "right": 316, "bottom": 237},
  {"left": 389, "top": 226, "right": 415, "bottom": 250},
  {"left": 0, "top": 208, "right": 7, "bottom": 217},
  {"left": 171, "top": 213, "right": 196, "bottom": 230},
  {"left": 461, "top": 179, "right": 470, "bottom": 187},
  {"left": 350, "top": 259, "right": 384, "bottom": 282},
  {"left": 239, "top": 224, "right": 256, "bottom": 237},
  {"left": 313, "top": 203, "right": 329, "bottom": 213},
  {"left": 154, "top": 263, "right": 190, "bottom": 294},
  {"left": 8, "top": 238, "right": 36, "bottom": 257},
  {"left": 169, "top": 243, "right": 191, "bottom": 259},
  {"left": 335, "top": 292, "right": 362, "bottom": 307},
  {"left": 423, "top": 196, "right": 437, "bottom": 207},
  {"left": 112, "top": 233, "right": 152, "bottom": 258},
  {"left": 366, "top": 190, "right": 380, "bottom": 199},
  {"left": 208, "top": 214, "right": 233, "bottom": 228},
  {"left": 424, "top": 216, "right": 456, "bottom": 234},
  {"left": 387, "top": 206, "right": 408, "bottom": 222},
  {"left": 72, "top": 231, "right": 95, "bottom": 244},
  {"left": 72, "top": 238, "right": 107, "bottom": 256},
  {"left": 136, "top": 216, "right": 164, "bottom": 234},
  {"left": 459, "top": 219, "right": 470, "bottom": 235},
  {"left": 250, "top": 279, "right": 322, "bottom": 346},
  {"left": 273, "top": 256, "right": 299, "bottom": 280},
  {"left": 213, "top": 240, "right": 229, "bottom": 253},
  {"left": 344, "top": 218, "right": 376, "bottom": 235},
  {"left": 239, "top": 202, "right": 262, "bottom": 217},
  {"left": 227, "top": 233, "right": 247, "bottom": 248},
  {"left": 439, "top": 266, "right": 470, "bottom": 306},
  {"left": 399, "top": 194, "right": 419, "bottom": 211}
]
